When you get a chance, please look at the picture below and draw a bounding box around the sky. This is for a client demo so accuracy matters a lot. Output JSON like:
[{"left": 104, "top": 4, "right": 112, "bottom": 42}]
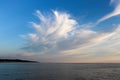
[{"left": 0, "top": 0, "right": 120, "bottom": 63}]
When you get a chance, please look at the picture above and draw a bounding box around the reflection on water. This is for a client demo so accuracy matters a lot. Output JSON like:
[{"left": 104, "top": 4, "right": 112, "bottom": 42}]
[{"left": 0, "top": 63, "right": 120, "bottom": 80}]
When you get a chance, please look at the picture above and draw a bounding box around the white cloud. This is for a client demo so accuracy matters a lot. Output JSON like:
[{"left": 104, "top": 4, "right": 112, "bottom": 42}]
[
  {"left": 22, "top": 10, "right": 120, "bottom": 62},
  {"left": 22, "top": 10, "right": 99, "bottom": 53},
  {"left": 97, "top": 0, "right": 120, "bottom": 24}
]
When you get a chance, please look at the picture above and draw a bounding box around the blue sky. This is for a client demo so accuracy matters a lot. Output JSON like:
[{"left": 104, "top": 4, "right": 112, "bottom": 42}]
[{"left": 0, "top": 0, "right": 120, "bottom": 62}]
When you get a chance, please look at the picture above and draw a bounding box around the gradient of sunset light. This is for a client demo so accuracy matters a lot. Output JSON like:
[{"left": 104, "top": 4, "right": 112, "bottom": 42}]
[{"left": 0, "top": 0, "right": 120, "bottom": 63}]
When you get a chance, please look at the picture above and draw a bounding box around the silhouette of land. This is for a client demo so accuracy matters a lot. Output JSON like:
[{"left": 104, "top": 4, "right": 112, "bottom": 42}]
[{"left": 0, "top": 59, "right": 37, "bottom": 63}]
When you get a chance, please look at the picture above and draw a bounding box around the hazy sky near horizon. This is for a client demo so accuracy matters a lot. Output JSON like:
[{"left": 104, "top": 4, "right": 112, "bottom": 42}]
[{"left": 0, "top": 0, "right": 120, "bottom": 63}]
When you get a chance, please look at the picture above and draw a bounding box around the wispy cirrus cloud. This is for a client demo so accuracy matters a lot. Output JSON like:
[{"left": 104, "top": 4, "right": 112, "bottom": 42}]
[
  {"left": 22, "top": 10, "right": 100, "bottom": 53},
  {"left": 21, "top": 10, "right": 120, "bottom": 62},
  {"left": 97, "top": 0, "right": 120, "bottom": 24}
]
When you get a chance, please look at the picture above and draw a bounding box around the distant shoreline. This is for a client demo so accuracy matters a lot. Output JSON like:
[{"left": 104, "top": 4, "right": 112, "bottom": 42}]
[{"left": 0, "top": 59, "right": 38, "bottom": 63}]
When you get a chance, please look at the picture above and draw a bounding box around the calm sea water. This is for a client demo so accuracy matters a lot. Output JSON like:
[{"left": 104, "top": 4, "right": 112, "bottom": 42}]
[{"left": 0, "top": 63, "right": 120, "bottom": 80}]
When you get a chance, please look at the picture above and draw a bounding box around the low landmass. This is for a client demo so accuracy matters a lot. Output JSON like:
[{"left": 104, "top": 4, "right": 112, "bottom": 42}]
[{"left": 0, "top": 59, "right": 37, "bottom": 63}]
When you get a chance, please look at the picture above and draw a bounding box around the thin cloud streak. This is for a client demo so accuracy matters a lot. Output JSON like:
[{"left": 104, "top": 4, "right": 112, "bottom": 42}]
[{"left": 97, "top": 0, "right": 120, "bottom": 24}]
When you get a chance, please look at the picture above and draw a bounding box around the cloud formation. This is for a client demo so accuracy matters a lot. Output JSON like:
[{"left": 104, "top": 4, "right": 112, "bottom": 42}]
[
  {"left": 97, "top": 0, "right": 120, "bottom": 24},
  {"left": 22, "top": 10, "right": 120, "bottom": 62},
  {"left": 22, "top": 10, "right": 99, "bottom": 53}
]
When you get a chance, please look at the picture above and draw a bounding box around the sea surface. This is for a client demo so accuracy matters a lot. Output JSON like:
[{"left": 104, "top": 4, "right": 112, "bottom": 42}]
[{"left": 0, "top": 63, "right": 120, "bottom": 80}]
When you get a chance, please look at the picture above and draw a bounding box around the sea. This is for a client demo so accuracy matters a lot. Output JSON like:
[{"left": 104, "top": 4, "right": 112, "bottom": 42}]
[{"left": 0, "top": 63, "right": 120, "bottom": 80}]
